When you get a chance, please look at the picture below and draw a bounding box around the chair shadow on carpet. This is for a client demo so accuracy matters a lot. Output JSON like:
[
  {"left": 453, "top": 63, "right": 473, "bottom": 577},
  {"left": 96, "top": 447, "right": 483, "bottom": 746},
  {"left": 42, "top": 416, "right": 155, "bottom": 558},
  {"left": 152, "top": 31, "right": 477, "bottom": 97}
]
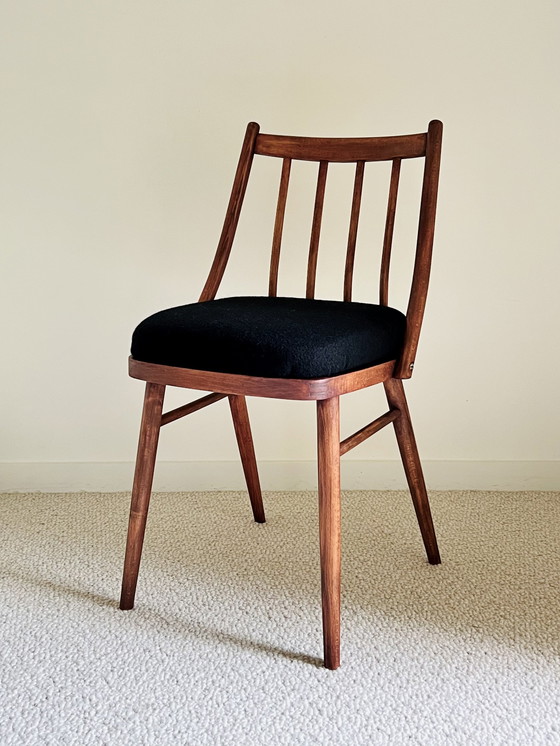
[
  {"left": 2, "top": 568, "right": 116, "bottom": 609},
  {"left": 1, "top": 567, "right": 324, "bottom": 666}
]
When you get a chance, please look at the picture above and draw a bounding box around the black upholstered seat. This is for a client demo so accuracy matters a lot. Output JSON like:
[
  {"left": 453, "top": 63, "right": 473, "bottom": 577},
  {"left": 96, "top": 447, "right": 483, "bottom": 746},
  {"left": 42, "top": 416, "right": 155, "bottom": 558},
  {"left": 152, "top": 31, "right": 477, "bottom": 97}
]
[{"left": 131, "top": 296, "right": 406, "bottom": 379}]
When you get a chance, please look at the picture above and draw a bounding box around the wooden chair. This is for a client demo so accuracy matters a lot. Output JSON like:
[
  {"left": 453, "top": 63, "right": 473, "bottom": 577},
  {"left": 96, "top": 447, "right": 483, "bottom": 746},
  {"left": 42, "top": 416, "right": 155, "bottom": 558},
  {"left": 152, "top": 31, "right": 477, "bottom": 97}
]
[{"left": 120, "top": 120, "right": 443, "bottom": 669}]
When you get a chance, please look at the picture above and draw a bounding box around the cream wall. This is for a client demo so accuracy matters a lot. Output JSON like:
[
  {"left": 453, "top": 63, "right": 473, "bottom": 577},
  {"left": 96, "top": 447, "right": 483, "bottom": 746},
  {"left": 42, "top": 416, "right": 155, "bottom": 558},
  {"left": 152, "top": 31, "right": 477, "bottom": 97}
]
[{"left": 1, "top": 0, "right": 559, "bottom": 490}]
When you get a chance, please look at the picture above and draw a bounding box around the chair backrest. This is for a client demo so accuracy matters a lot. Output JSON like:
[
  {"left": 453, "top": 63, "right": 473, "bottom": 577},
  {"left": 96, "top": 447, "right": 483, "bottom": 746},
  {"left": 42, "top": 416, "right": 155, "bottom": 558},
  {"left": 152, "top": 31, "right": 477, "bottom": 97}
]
[{"left": 200, "top": 120, "right": 443, "bottom": 379}]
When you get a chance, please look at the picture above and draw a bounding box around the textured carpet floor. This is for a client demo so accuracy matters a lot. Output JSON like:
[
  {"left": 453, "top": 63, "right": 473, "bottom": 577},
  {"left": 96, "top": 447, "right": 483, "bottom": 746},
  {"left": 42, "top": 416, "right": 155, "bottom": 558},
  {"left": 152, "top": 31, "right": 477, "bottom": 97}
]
[{"left": 1, "top": 489, "right": 559, "bottom": 745}]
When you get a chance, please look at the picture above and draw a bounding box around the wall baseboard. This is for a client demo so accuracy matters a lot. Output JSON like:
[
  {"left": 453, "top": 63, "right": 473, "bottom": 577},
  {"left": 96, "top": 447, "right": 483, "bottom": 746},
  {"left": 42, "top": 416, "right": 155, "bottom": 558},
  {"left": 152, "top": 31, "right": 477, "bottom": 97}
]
[{"left": 0, "top": 460, "right": 558, "bottom": 493}]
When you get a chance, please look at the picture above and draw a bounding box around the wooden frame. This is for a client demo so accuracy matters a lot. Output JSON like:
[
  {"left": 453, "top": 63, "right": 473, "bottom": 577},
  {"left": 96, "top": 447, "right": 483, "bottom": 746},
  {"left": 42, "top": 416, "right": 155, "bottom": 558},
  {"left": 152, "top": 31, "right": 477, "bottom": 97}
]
[{"left": 120, "top": 120, "right": 443, "bottom": 669}]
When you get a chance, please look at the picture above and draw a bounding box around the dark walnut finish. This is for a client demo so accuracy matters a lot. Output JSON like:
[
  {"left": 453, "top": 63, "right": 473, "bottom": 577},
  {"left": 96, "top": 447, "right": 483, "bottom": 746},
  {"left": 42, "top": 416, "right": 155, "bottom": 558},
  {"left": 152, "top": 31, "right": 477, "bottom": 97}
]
[{"left": 120, "top": 120, "right": 444, "bottom": 670}]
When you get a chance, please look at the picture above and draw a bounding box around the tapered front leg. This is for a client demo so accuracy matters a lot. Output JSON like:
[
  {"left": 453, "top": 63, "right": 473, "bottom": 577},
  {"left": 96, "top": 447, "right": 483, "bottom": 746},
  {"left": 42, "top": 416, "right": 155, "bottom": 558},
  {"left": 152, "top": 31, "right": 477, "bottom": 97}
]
[
  {"left": 384, "top": 378, "right": 441, "bottom": 565},
  {"left": 317, "top": 396, "right": 341, "bottom": 670},
  {"left": 229, "top": 395, "right": 265, "bottom": 523},
  {"left": 120, "top": 382, "right": 165, "bottom": 610}
]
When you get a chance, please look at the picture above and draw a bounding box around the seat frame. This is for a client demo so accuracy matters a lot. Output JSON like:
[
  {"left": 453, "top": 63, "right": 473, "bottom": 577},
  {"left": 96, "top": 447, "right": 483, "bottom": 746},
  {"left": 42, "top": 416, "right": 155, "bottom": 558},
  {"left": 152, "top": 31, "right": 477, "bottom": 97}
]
[{"left": 120, "top": 120, "right": 444, "bottom": 670}]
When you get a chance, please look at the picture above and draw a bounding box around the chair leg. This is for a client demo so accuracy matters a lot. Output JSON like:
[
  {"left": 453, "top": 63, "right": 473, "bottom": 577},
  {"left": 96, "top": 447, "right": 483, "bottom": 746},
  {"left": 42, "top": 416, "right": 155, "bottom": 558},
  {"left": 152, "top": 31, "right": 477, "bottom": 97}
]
[
  {"left": 384, "top": 378, "right": 441, "bottom": 565},
  {"left": 229, "top": 395, "right": 266, "bottom": 523},
  {"left": 120, "top": 382, "right": 165, "bottom": 610},
  {"left": 317, "top": 396, "right": 341, "bottom": 670}
]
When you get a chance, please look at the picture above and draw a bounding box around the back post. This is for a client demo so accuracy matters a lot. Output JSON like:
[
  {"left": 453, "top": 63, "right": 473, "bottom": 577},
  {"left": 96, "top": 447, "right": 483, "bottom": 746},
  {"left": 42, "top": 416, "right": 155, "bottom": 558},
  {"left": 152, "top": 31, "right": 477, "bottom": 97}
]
[
  {"left": 394, "top": 119, "right": 443, "bottom": 379},
  {"left": 199, "top": 122, "right": 260, "bottom": 302}
]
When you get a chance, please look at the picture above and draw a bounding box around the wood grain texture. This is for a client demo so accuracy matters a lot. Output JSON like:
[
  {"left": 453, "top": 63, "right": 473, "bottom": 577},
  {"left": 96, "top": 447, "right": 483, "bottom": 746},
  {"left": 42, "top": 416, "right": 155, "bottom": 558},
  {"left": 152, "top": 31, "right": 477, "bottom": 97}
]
[
  {"left": 120, "top": 382, "right": 165, "bottom": 610},
  {"left": 229, "top": 395, "right": 265, "bottom": 523},
  {"left": 317, "top": 396, "right": 341, "bottom": 669},
  {"left": 268, "top": 157, "right": 292, "bottom": 297},
  {"left": 255, "top": 132, "right": 427, "bottom": 162},
  {"left": 129, "top": 357, "right": 396, "bottom": 401},
  {"left": 339, "top": 408, "right": 400, "bottom": 456},
  {"left": 384, "top": 378, "right": 441, "bottom": 564},
  {"left": 306, "top": 161, "right": 328, "bottom": 299},
  {"left": 343, "top": 161, "right": 365, "bottom": 302}
]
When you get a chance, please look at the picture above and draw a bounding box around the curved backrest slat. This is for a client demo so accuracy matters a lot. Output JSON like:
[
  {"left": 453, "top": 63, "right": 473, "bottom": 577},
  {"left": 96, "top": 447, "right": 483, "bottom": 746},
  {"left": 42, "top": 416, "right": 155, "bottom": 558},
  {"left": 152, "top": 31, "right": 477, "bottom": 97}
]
[
  {"left": 379, "top": 158, "right": 402, "bottom": 306},
  {"left": 343, "top": 161, "right": 365, "bottom": 302},
  {"left": 306, "top": 161, "right": 329, "bottom": 299},
  {"left": 268, "top": 157, "right": 292, "bottom": 297}
]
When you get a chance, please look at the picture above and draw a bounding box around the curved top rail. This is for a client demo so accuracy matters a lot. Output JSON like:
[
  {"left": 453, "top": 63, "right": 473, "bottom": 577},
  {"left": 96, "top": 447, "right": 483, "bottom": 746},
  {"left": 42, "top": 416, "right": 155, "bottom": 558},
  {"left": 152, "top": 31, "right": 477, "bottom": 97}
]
[{"left": 255, "top": 130, "right": 428, "bottom": 163}]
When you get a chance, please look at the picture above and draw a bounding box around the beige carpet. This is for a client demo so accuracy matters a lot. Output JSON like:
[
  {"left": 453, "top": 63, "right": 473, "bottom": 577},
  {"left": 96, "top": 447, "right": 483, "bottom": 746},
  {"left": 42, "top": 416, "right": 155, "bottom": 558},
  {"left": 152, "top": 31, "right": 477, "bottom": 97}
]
[{"left": 1, "top": 489, "right": 559, "bottom": 745}]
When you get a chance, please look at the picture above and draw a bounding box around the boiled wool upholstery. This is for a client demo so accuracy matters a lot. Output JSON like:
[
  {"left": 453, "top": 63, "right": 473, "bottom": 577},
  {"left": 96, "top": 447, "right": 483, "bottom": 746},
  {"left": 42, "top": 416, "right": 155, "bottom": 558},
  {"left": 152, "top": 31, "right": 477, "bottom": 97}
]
[{"left": 131, "top": 296, "right": 406, "bottom": 380}]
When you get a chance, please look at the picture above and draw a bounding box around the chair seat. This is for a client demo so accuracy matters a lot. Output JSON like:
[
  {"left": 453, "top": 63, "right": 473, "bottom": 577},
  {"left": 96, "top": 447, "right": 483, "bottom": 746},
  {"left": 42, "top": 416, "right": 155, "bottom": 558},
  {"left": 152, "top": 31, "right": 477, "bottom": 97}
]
[{"left": 131, "top": 296, "right": 406, "bottom": 379}]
